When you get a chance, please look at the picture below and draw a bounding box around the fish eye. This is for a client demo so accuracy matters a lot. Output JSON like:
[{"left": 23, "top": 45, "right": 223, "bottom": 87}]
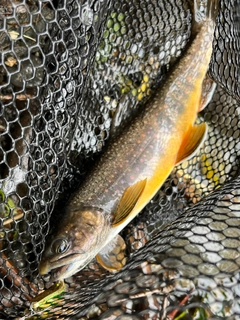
[{"left": 51, "top": 239, "right": 70, "bottom": 254}]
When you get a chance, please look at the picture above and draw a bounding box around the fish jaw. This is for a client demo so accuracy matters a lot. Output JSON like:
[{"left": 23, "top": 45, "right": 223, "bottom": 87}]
[
  {"left": 39, "top": 206, "right": 111, "bottom": 281},
  {"left": 39, "top": 252, "right": 91, "bottom": 278},
  {"left": 46, "top": 256, "right": 94, "bottom": 282}
]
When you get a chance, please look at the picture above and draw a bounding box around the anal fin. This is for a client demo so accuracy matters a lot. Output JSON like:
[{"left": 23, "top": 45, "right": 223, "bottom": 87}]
[
  {"left": 176, "top": 122, "right": 208, "bottom": 165},
  {"left": 96, "top": 235, "right": 126, "bottom": 272},
  {"left": 112, "top": 178, "right": 147, "bottom": 227}
]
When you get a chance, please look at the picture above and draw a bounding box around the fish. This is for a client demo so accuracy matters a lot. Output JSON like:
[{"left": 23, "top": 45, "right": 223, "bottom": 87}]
[{"left": 39, "top": 0, "right": 219, "bottom": 282}]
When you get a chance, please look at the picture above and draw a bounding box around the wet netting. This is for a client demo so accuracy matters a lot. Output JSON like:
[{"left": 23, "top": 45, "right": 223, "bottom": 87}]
[{"left": 0, "top": 0, "right": 240, "bottom": 319}]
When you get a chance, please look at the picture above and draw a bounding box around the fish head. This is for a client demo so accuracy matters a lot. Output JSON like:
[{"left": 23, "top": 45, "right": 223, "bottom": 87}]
[{"left": 39, "top": 206, "right": 110, "bottom": 281}]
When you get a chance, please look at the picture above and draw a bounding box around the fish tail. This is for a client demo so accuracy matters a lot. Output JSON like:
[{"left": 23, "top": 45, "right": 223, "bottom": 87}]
[{"left": 192, "top": 0, "right": 219, "bottom": 34}]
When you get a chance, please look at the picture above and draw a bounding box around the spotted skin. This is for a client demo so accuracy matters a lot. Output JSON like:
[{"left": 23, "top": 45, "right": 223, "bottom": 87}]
[
  {"left": 40, "top": 16, "right": 217, "bottom": 281},
  {"left": 70, "top": 21, "right": 215, "bottom": 216}
]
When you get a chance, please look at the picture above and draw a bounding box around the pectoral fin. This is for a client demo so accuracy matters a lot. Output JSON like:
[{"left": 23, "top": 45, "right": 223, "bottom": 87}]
[
  {"left": 176, "top": 122, "right": 208, "bottom": 165},
  {"left": 96, "top": 235, "right": 126, "bottom": 272},
  {"left": 112, "top": 179, "right": 147, "bottom": 227}
]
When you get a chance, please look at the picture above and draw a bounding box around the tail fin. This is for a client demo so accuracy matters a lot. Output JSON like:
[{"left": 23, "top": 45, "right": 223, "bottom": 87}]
[{"left": 192, "top": 0, "right": 219, "bottom": 33}]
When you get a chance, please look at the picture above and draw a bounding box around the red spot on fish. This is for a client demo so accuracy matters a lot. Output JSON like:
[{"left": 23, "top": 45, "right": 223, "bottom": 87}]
[{"left": 130, "top": 175, "right": 134, "bottom": 180}]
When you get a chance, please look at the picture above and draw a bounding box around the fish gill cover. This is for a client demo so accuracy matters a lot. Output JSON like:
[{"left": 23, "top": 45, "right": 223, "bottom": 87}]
[{"left": 0, "top": 0, "right": 239, "bottom": 319}]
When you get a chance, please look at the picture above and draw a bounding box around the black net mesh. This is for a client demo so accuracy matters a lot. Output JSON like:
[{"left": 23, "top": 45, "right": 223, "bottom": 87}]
[{"left": 0, "top": 0, "right": 240, "bottom": 319}]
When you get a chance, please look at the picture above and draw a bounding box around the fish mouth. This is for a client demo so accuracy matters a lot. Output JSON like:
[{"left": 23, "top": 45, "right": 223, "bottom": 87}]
[
  {"left": 40, "top": 255, "right": 92, "bottom": 282},
  {"left": 49, "top": 252, "right": 85, "bottom": 264},
  {"left": 48, "top": 264, "right": 69, "bottom": 282},
  {"left": 48, "top": 260, "right": 89, "bottom": 282},
  {"left": 39, "top": 260, "right": 72, "bottom": 282},
  {"left": 39, "top": 253, "right": 86, "bottom": 275}
]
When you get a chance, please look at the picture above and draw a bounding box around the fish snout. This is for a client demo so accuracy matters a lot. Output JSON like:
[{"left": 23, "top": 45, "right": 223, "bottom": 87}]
[{"left": 39, "top": 259, "right": 50, "bottom": 276}]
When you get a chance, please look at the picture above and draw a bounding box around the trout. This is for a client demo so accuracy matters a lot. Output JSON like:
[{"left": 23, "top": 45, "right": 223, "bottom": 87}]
[{"left": 40, "top": 0, "right": 219, "bottom": 281}]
